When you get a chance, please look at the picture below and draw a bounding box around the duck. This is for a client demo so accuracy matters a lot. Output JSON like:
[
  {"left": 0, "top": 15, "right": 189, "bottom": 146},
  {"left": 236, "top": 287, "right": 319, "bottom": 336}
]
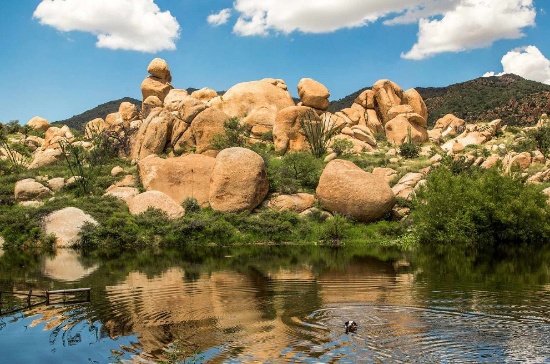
[{"left": 344, "top": 320, "right": 357, "bottom": 334}]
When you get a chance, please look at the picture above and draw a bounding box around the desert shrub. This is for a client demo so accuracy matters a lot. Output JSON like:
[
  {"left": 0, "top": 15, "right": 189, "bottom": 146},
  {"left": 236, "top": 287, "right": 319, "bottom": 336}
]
[
  {"left": 331, "top": 138, "right": 354, "bottom": 156},
  {"left": 411, "top": 167, "right": 550, "bottom": 249},
  {"left": 260, "top": 130, "right": 273, "bottom": 142},
  {"left": 529, "top": 124, "right": 550, "bottom": 156},
  {"left": 511, "top": 137, "right": 538, "bottom": 153},
  {"left": 300, "top": 111, "right": 343, "bottom": 158},
  {"left": 210, "top": 117, "right": 248, "bottom": 150},
  {"left": 268, "top": 152, "right": 324, "bottom": 193},
  {"left": 183, "top": 197, "right": 201, "bottom": 214},
  {"left": 398, "top": 126, "right": 420, "bottom": 159}
]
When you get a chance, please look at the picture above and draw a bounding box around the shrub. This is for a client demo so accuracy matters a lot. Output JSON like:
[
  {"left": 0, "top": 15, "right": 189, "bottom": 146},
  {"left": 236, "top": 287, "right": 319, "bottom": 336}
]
[
  {"left": 268, "top": 152, "right": 324, "bottom": 193},
  {"left": 210, "top": 117, "right": 248, "bottom": 150},
  {"left": 300, "top": 111, "right": 343, "bottom": 158},
  {"left": 411, "top": 167, "right": 550, "bottom": 249},
  {"left": 529, "top": 124, "right": 550, "bottom": 156},
  {"left": 331, "top": 138, "right": 354, "bottom": 156},
  {"left": 398, "top": 126, "right": 420, "bottom": 159}
]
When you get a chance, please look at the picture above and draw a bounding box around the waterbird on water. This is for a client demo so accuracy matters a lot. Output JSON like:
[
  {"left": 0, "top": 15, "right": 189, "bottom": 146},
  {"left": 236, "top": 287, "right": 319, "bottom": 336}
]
[{"left": 344, "top": 320, "right": 357, "bottom": 334}]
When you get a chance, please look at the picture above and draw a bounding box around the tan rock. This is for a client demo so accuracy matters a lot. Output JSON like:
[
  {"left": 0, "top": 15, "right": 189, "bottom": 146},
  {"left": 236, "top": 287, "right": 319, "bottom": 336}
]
[
  {"left": 191, "top": 87, "right": 218, "bottom": 103},
  {"left": 119, "top": 102, "right": 139, "bottom": 122},
  {"left": 392, "top": 172, "right": 424, "bottom": 199},
  {"left": 163, "top": 89, "right": 189, "bottom": 112},
  {"left": 23, "top": 135, "right": 44, "bottom": 152},
  {"left": 273, "top": 106, "right": 318, "bottom": 154},
  {"left": 297, "top": 78, "right": 330, "bottom": 111},
  {"left": 434, "top": 114, "right": 466, "bottom": 134},
  {"left": 42, "top": 207, "right": 98, "bottom": 247},
  {"left": 47, "top": 177, "right": 65, "bottom": 192},
  {"left": 243, "top": 107, "right": 276, "bottom": 138},
  {"left": 14, "top": 178, "right": 52, "bottom": 201},
  {"left": 316, "top": 159, "right": 395, "bottom": 222},
  {"left": 354, "top": 90, "right": 376, "bottom": 109},
  {"left": 85, "top": 118, "right": 106, "bottom": 138},
  {"left": 190, "top": 108, "right": 231, "bottom": 154},
  {"left": 104, "top": 186, "right": 140, "bottom": 202},
  {"left": 331, "top": 134, "right": 374, "bottom": 154},
  {"left": 506, "top": 152, "right": 532, "bottom": 172},
  {"left": 351, "top": 127, "right": 377, "bottom": 146},
  {"left": 127, "top": 191, "right": 184, "bottom": 219},
  {"left": 372, "top": 79, "right": 403, "bottom": 124},
  {"left": 43, "top": 125, "right": 74, "bottom": 149},
  {"left": 385, "top": 114, "right": 428, "bottom": 146},
  {"left": 141, "top": 76, "right": 173, "bottom": 104},
  {"left": 174, "top": 96, "right": 208, "bottom": 124},
  {"left": 372, "top": 167, "right": 398, "bottom": 184},
  {"left": 27, "top": 116, "right": 50, "bottom": 132},
  {"left": 111, "top": 166, "right": 124, "bottom": 176},
  {"left": 219, "top": 80, "right": 295, "bottom": 119},
  {"left": 402, "top": 88, "right": 428, "bottom": 121},
  {"left": 387, "top": 104, "right": 415, "bottom": 121},
  {"left": 452, "top": 141, "right": 465, "bottom": 154},
  {"left": 365, "top": 109, "right": 384, "bottom": 134},
  {"left": 261, "top": 78, "right": 289, "bottom": 90},
  {"left": 267, "top": 193, "right": 316, "bottom": 212},
  {"left": 131, "top": 108, "right": 175, "bottom": 160},
  {"left": 481, "top": 155, "right": 500, "bottom": 169},
  {"left": 209, "top": 147, "right": 269, "bottom": 212},
  {"left": 28, "top": 148, "right": 63, "bottom": 169},
  {"left": 147, "top": 58, "right": 171, "bottom": 81},
  {"left": 138, "top": 154, "right": 216, "bottom": 207}
]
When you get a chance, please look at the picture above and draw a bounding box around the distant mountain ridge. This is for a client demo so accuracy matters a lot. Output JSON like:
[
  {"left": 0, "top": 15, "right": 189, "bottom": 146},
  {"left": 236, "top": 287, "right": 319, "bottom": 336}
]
[
  {"left": 57, "top": 75, "right": 550, "bottom": 131},
  {"left": 329, "top": 74, "right": 550, "bottom": 127}
]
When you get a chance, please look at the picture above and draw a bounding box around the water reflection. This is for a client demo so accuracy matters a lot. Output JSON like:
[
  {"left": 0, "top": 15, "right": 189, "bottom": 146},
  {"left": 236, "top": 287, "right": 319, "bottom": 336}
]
[
  {"left": 0, "top": 244, "right": 549, "bottom": 363},
  {"left": 42, "top": 249, "right": 99, "bottom": 282}
]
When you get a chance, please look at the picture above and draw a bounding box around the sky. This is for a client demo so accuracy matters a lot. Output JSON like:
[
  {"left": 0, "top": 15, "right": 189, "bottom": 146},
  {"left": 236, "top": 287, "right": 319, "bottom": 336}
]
[{"left": 0, "top": 0, "right": 549, "bottom": 125}]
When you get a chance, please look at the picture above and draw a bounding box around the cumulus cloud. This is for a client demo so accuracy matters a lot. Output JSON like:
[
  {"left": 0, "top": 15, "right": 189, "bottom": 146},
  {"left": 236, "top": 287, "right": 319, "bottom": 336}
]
[
  {"left": 207, "top": 8, "right": 231, "bottom": 27},
  {"left": 402, "top": 0, "right": 536, "bottom": 60},
  {"left": 33, "top": 0, "right": 180, "bottom": 53},
  {"left": 217, "top": 0, "right": 536, "bottom": 60},
  {"left": 484, "top": 46, "right": 550, "bottom": 84}
]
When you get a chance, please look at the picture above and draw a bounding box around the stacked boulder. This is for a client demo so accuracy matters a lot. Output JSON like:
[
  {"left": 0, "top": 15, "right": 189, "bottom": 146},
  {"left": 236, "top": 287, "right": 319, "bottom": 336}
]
[{"left": 141, "top": 58, "right": 173, "bottom": 116}]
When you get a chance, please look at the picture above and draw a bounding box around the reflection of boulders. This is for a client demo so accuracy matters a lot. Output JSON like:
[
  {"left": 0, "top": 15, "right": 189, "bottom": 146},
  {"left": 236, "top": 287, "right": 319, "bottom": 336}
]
[{"left": 42, "top": 249, "right": 99, "bottom": 282}]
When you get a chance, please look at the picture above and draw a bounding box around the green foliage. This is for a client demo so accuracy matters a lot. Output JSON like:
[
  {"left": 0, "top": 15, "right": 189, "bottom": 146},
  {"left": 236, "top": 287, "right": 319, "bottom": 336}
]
[
  {"left": 398, "top": 126, "right": 420, "bottom": 159},
  {"left": 260, "top": 130, "right": 273, "bottom": 142},
  {"left": 320, "top": 214, "right": 350, "bottom": 246},
  {"left": 210, "top": 117, "right": 248, "bottom": 150},
  {"left": 268, "top": 151, "right": 324, "bottom": 194},
  {"left": 331, "top": 138, "right": 354, "bottom": 156},
  {"left": 300, "top": 111, "right": 343, "bottom": 158},
  {"left": 511, "top": 137, "right": 538, "bottom": 153},
  {"left": 0, "top": 129, "right": 30, "bottom": 173},
  {"left": 183, "top": 197, "right": 201, "bottom": 214},
  {"left": 528, "top": 123, "right": 550, "bottom": 156},
  {"left": 411, "top": 167, "right": 550, "bottom": 250}
]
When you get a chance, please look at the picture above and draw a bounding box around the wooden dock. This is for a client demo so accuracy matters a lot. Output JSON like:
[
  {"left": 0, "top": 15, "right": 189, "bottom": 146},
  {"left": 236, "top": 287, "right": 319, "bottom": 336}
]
[{"left": 0, "top": 288, "right": 91, "bottom": 316}]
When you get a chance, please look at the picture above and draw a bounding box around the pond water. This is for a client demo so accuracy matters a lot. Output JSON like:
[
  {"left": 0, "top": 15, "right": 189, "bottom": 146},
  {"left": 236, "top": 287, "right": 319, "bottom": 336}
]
[{"left": 1, "top": 244, "right": 549, "bottom": 363}]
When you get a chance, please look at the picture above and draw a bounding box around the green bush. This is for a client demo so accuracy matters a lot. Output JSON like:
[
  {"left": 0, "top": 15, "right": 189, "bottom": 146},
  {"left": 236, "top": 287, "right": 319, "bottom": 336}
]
[
  {"left": 411, "top": 167, "right": 550, "bottom": 249},
  {"left": 210, "top": 117, "right": 248, "bottom": 150},
  {"left": 398, "top": 126, "right": 420, "bottom": 159},
  {"left": 331, "top": 138, "right": 354, "bottom": 156},
  {"left": 268, "top": 152, "right": 324, "bottom": 194},
  {"left": 529, "top": 124, "right": 550, "bottom": 156}
]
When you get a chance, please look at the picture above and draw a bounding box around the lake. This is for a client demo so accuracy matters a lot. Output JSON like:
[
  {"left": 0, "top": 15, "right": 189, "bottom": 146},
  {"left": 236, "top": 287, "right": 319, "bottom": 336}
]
[{"left": 1, "top": 244, "right": 549, "bottom": 363}]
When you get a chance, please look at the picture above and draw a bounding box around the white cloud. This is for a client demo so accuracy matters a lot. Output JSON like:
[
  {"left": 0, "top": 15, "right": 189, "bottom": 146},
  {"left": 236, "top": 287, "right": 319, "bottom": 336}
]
[
  {"left": 33, "top": 0, "right": 180, "bottom": 53},
  {"left": 220, "top": 0, "right": 536, "bottom": 60},
  {"left": 402, "top": 0, "right": 536, "bottom": 60},
  {"left": 207, "top": 8, "right": 231, "bottom": 27},
  {"left": 484, "top": 46, "right": 550, "bottom": 84}
]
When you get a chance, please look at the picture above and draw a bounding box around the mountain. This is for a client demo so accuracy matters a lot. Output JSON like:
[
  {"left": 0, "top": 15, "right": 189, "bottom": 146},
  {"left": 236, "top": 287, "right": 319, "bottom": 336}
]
[
  {"left": 328, "top": 74, "right": 550, "bottom": 127},
  {"left": 52, "top": 97, "right": 141, "bottom": 131}
]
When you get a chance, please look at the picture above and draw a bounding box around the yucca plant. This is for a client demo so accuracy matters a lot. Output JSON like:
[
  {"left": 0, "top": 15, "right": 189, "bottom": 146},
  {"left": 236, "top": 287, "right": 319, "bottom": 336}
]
[{"left": 300, "top": 111, "right": 343, "bottom": 158}]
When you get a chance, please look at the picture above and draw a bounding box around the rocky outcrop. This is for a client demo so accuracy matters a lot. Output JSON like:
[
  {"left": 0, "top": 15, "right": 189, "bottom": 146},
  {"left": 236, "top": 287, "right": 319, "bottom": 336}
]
[
  {"left": 127, "top": 191, "right": 184, "bottom": 219},
  {"left": 138, "top": 154, "right": 216, "bottom": 207},
  {"left": 141, "top": 58, "right": 173, "bottom": 105},
  {"left": 42, "top": 125, "right": 74, "bottom": 150},
  {"left": 373, "top": 79, "right": 403, "bottom": 124},
  {"left": 316, "top": 159, "right": 396, "bottom": 222},
  {"left": 191, "top": 87, "right": 218, "bottom": 103},
  {"left": 385, "top": 113, "right": 428, "bottom": 145},
  {"left": 131, "top": 108, "right": 175, "bottom": 160},
  {"left": 189, "top": 108, "right": 231, "bottom": 154},
  {"left": 441, "top": 120, "right": 501, "bottom": 152},
  {"left": 209, "top": 147, "right": 269, "bottom": 212},
  {"left": 14, "top": 178, "right": 52, "bottom": 201},
  {"left": 27, "top": 116, "right": 50, "bottom": 132},
  {"left": 429, "top": 114, "right": 466, "bottom": 141},
  {"left": 391, "top": 172, "right": 425, "bottom": 199},
  {"left": 42, "top": 207, "right": 98, "bottom": 247},
  {"left": 298, "top": 78, "right": 330, "bottom": 111}
]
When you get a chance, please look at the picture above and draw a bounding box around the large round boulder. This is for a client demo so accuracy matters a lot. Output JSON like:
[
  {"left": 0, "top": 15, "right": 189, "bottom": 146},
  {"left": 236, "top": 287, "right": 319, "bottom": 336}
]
[
  {"left": 297, "top": 78, "right": 330, "bottom": 111},
  {"left": 138, "top": 154, "right": 216, "bottom": 207},
  {"left": 27, "top": 116, "right": 50, "bottom": 132},
  {"left": 372, "top": 79, "right": 403, "bottom": 124},
  {"left": 209, "top": 147, "right": 269, "bottom": 212},
  {"left": 42, "top": 207, "right": 98, "bottom": 247},
  {"left": 316, "top": 159, "right": 395, "bottom": 222},
  {"left": 14, "top": 178, "right": 52, "bottom": 201}
]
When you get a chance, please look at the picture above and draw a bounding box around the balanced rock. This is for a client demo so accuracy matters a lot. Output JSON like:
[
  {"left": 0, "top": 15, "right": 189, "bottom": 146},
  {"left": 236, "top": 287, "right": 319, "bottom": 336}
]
[
  {"left": 141, "top": 77, "right": 173, "bottom": 104},
  {"left": 127, "top": 191, "right": 184, "bottom": 219},
  {"left": 14, "top": 178, "right": 52, "bottom": 201},
  {"left": 297, "top": 78, "right": 330, "bottom": 111},
  {"left": 27, "top": 116, "right": 50, "bottom": 132},
  {"left": 138, "top": 154, "right": 216, "bottom": 207},
  {"left": 42, "top": 207, "right": 98, "bottom": 247},
  {"left": 209, "top": 147, "right": 269, "bottom": 212},
  {"left": 316, "top": 159, "right": 396, "bottom": 222},
  {"left": 147, "top": 58, "right": 172, "bottom": 81}
]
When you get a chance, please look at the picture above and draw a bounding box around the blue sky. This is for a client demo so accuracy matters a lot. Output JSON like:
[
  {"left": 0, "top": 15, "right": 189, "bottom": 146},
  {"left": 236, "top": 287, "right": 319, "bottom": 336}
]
[{"left": 1, "top": 0, "right": 549, "bottom": 125}]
